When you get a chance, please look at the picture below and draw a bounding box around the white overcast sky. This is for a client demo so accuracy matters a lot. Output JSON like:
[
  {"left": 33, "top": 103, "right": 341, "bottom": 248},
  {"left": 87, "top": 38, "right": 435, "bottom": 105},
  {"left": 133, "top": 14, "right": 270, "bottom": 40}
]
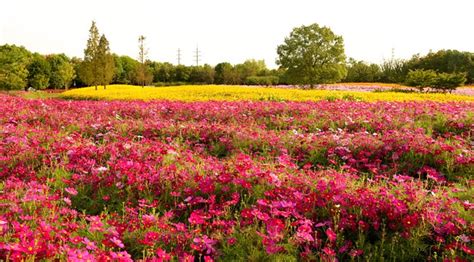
[{"left": 1, "top": 0, "right": 473, "bottom": 68}]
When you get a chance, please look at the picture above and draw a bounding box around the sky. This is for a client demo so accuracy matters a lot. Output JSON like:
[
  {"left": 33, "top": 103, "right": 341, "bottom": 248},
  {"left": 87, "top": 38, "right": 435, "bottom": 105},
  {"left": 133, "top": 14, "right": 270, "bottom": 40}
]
[{"left": 1, "top": 0, "right": 473, "bottom": 68}]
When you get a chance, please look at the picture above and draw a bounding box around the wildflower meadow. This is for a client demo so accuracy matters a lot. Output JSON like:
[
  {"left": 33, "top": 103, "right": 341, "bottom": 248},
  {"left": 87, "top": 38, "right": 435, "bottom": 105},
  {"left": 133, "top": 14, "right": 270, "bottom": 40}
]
[{"left": 0, "top": 92, "right": 473, "bottom": 261}]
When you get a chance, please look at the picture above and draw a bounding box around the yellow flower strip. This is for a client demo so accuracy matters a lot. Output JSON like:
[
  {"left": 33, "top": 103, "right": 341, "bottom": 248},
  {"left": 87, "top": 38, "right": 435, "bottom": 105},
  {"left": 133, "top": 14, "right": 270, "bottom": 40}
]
[{"left": 60, "top": 85, "right": 474, "bottom": 102}]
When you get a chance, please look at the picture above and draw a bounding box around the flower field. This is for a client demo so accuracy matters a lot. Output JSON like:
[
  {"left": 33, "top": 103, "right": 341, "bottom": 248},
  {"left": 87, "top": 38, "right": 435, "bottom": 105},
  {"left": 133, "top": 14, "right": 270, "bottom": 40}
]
[
  {"left": 1, "top": 93, "right": 473, "bottom": 261},
  {"left": 60, "top": 85, "right": 474, "bottom": 102}
]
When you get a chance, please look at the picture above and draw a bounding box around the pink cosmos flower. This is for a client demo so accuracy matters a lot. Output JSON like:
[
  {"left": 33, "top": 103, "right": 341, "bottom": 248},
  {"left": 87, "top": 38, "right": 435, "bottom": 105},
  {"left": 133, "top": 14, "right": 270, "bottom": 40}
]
[
  {"left": 193, "top": 235, "right": 217, "bottom": 255},
  {"left": 110, "top": 251, "right": 133, "bottom": 261},
  {"left": 83, "top": 237, "right": 97, "bottom": 250},
  {"left": 188, "top": 210, "right": 208, "bottom": 225},
  {"left": 63, "top": 197, "right": 72, "bottom": 206},
  {"left": 0, "top": 219, "right": 9, "bottom": 235},
  {"left": 296, "top": 224, "right": 314, "bottom": 243},
  {"left": 326, "top": 228, "right": 337, "bottom": 243},
  {"left": 155, "top": 248, "right": 171, "bottom": 261},
  {"left": 266, "top": 218, "right": 285, "bottom": 240},
  {"left": 110, "top": 236, "right": 125, "bottom": 248},
  {"left": 67, "top": 249, "right": 95, "bottom": 262},
  {"left": 64, "top": 187, "right": 78, "bottom": 196}
]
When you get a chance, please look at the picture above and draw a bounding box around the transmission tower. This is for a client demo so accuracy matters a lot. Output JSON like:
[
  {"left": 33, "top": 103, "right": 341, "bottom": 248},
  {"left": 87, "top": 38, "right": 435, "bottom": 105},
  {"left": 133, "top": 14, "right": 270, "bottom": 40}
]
[
  {"left": 194, "top": 46, "right": 201, "bottom": 66},
  {"left": 177, "top": 48, "right": 182, "bottom": 65}
]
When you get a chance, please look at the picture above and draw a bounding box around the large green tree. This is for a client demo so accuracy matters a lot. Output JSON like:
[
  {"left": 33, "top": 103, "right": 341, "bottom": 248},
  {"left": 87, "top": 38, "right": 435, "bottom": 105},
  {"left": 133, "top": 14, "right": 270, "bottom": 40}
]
[
  {"left": 214, "top": 62, "right": 239, "bottom": 84},
  {"left": 151, "top": 62, "right": 174, "bottom": 83},
  {"left": 27, "top": 53, "right": 50, "bottom": 89},
  {"left": 116, "top": 56, "right": 139, "bottom": 84},
  {"left": 0, "top": 44, "right": 32, "bottom": 90},
  {"left": 345, "top": 58, "right": 382, "bottom": 82},
  {"left": 235, "top": 59, "right": 268, "bottom": 83},
  {"left": 189, "top": 65, "right": 215, "bottom": 84},
  {"left": 276, "top": 23, "right": 347, "bottom": 86},
  {"left": 47, "top": 54, "right": 75, "bottom": 89}
]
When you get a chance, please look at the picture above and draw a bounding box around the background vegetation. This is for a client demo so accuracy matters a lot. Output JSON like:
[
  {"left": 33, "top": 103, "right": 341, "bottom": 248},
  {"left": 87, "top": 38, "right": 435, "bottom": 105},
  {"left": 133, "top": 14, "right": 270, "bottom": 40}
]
[{"left": 1, "top": 23, "right": 473, "bottom": 91}]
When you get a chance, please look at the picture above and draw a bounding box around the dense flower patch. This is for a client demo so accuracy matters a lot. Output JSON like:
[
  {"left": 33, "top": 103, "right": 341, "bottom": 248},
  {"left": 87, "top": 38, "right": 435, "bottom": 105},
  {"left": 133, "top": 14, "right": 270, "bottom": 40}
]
[
  {"left": 60, "top": 85, "right": 474, "bottom": 102},
  {"left": 0, "top": 95, "right": 473, "bottom": 261}
]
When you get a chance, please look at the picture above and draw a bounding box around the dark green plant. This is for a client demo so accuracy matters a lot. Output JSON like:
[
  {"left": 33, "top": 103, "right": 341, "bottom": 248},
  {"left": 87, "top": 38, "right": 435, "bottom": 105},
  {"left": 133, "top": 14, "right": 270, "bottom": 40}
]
[
  {"left": 432, "top": 72, "right": 466, "bottom": 93},
  {"left": 405, "top": 69, "right": 437, "bottom": 92}
]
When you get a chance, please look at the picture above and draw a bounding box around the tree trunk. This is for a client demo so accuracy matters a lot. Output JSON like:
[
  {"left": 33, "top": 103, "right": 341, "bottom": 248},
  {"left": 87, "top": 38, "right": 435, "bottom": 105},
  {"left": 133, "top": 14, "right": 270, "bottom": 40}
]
[
  {"left": 104, "top": 85, "right": 107, "bottom": 90},
  {"left": 95, "top": 85, "right": 98, "bottom": 91}
]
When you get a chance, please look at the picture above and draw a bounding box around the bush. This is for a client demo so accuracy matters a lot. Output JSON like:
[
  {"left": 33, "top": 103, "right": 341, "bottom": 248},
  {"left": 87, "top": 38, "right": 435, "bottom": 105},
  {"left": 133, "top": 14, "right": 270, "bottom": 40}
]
[
  {"left": 405, "top": 69, "right": 437, "bottom": 92},
  {"left": 154, "top": 82, "right": 189, "bottom": 87},
  {"left": 345, "top": 59, "right": 382, "bottom": 82},
  {"left": 406, "top": 70, "right": 466, "bottom": 93},
  {"left": 245, "top": 76, "right": 279, "bottom": 86},
  {"left": 432, "top": 72, "right": 466, "bottom": 93}
]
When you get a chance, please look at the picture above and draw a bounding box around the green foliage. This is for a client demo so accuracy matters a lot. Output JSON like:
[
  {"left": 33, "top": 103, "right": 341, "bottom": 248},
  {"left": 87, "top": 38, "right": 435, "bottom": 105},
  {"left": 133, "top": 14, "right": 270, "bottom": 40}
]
[
  {"left": 235, "top": 59, "right": 268, "bottom": 83},
  {"left": 173, "top": 65, "right": 191, "bottom": 82},
  {"left": 70, "top": 57, "right": 85, "bottom": 87},
  {"left": 47, "top": 54, "right": 75, "bottom": 89},
  {"left": 215, "top": 62, "right": 239, "bottom": 84},
  {"left": 79, "top": 21, "right": 115, "bottom": 90},
  {"left": 407, "top": 50, "right": 474, "bottom": 83},
  {"left": 432, "top": 72, "right": 466, "bottom": 92},
  {"left": 80, "top": 21, "right": 101, "bottom": 88},
  {"left": 189, "top": 65, "right": 215, "bottom": 84},
  {"left": 112, "top": 54, "right": 124, "bottom": 84},
  {"left": 116, "top": 56, "right": 139, "bottom": 84},
  {"left": 27, "top": 53, "right": 51, "bottom": 89},
  {"left": 245, "top": 76, "right": 279, "bottom": 86},
  {"left": 151, "top": 62, "right": 174, "bottom": 83},
  {"left": 380, "top": 58, "right": 408, "bottom": 83},
  {"left": 345, "top": 58, "right": 382, "bottom": 82},
  {"left": 0, "top": 44, "right": 32, "bottom": 90},
  {"left": 276, "top": 23, "right": 347, "bottom": 86},
  {"left": 97, "top": 35, "right": 115, "bottom": 89},
  {"left": 406, "top": 69, "right": 438, "bottom": 92},
  {"left": 136, "top": 36, "right": 152, "bottom": 87},
  {"left": 406, "top": 69, "right": 466, "bottom": 92}
]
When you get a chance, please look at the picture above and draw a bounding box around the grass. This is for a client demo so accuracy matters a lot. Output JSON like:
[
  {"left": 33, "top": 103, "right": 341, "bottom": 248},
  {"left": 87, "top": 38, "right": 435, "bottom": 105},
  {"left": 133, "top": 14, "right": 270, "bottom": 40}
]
[
  {"left": 2, "top": 90, "right": 63, "bottom": 99},
  {"left": 60, "top": 85, "right": 474, "bottom": 102}
]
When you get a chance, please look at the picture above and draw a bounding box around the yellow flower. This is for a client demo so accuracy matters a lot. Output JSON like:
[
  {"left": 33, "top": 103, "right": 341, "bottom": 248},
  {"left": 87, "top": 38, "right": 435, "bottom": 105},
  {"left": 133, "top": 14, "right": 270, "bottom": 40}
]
[{"left": 60, "top": 85, "right": 474, "bottom": 102}]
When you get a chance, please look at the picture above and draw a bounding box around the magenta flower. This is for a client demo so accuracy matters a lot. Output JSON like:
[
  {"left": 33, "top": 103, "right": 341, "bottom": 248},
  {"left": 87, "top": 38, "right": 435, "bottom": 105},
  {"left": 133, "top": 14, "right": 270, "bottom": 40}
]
[
  {"left": 64, "top": 187, "right": 78, "bottom": 196},
  {"left": 188, "top": 210, "right": 208, "bottom": 225},
  {"left": 110, "top": 236, "right": 125, "bottom": 248},
  {"left": 82, "top": 237, "right": 97, "bottom": 250},
  {"left": 326, "top": 228, "right": 337, "bottom": 243}
]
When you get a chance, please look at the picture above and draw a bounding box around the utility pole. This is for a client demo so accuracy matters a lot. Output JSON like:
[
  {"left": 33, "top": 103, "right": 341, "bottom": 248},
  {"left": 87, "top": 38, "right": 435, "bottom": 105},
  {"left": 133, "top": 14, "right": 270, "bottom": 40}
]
[
  {"left": 391, "top": 48, "right": 395, "bottom": 60},
  {"left": 177, "top": 48, "right": 182, "bottom": 65},
  {"left": 194, "top": 45, "right": 201, "bottom": 66}
]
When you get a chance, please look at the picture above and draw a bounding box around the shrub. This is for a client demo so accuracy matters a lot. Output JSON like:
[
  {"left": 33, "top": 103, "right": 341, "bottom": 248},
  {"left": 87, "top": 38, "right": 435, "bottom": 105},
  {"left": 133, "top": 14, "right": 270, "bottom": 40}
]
[
  {"left": 432, "top": 72, "right": 466, "bottom": 93},
  {"left": 245, "top": 76, "right": 279, "bottom": 86},
  {"left": 405, "top": 69, "right": 437, "bottom": 92}
]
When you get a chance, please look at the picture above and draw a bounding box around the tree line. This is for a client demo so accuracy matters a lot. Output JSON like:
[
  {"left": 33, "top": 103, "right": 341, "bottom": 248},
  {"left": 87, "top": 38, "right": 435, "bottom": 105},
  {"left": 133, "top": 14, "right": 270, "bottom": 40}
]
[{"left": 1, "top": 22, "right": 473, "bottom": 91}]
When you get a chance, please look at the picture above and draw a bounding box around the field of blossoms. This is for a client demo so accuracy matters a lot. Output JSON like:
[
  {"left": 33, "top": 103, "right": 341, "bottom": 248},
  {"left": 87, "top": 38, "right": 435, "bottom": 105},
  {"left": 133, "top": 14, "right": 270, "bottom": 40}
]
[
  {"left": 60, "top": 85, "right": 474, "bottom": 102},
  {"left": 1, "top": 93, "right": 473, "bottom": 261}
]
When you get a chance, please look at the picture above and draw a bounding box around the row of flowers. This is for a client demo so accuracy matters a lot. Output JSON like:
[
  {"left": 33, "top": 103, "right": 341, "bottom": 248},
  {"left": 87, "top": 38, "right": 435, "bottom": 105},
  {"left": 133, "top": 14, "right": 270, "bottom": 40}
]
[{"left": 59, "top": 85, "right": 474, "bottom": 102}]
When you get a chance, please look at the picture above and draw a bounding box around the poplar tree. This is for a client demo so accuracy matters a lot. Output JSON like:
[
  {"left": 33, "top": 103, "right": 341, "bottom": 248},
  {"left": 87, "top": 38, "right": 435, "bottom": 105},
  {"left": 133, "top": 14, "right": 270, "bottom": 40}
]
[
  {"left": 97, "top": 35, "right": 114, "bottom": 89},
  {"left": 79, "top": 21, "right": 114, "bottom": 90},
  {"left": 137, "top": 35, "right": 152, "bottom": 87},
  {"left": 80, "top": 21, "right": 101, "bottom": 90}
]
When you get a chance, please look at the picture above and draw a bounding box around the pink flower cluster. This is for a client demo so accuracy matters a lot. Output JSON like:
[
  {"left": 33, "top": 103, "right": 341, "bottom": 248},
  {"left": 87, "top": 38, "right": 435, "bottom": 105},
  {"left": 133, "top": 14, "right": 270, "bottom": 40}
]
[{"left": 0, "top": 95, "right": 472, "bottom": 261}]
